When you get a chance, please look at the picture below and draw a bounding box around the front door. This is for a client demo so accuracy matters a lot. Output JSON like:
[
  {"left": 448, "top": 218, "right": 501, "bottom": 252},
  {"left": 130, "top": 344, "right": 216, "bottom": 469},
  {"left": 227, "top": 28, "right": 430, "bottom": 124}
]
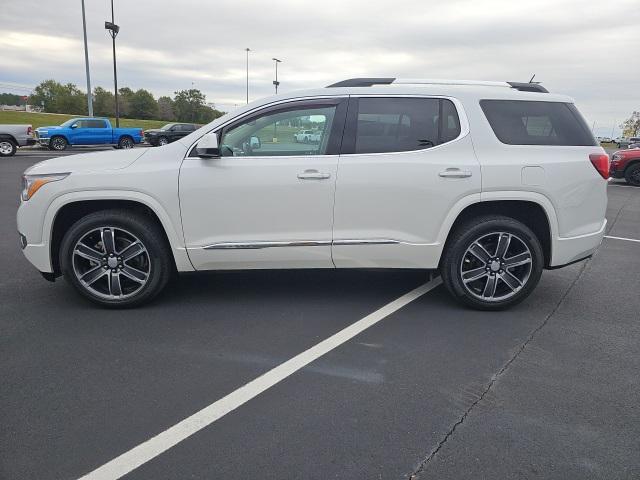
[{"left": 179, "top": 98, "right": 347, "bottom": 270}]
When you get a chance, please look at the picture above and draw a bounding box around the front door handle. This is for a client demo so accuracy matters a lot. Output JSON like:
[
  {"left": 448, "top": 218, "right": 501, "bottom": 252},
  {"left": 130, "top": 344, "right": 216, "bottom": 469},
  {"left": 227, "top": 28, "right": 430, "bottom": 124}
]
[
  {"left": 298, "top": 169, "right": 331, "bottom": 180},
  {"left": 439, "top": 168, "right": 472, "bottom": 178}
]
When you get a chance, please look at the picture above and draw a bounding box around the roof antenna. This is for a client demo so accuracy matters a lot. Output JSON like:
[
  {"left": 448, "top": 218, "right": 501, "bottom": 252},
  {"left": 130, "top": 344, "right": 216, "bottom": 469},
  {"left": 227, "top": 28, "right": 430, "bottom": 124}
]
[{"left": 528, "top": 74, "right": 536, "bottom": 83}]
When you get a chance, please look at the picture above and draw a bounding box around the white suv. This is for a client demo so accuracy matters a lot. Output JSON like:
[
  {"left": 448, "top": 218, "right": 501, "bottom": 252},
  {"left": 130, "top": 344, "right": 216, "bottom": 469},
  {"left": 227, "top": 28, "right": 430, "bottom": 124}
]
[{"left": 17, "top": 78, "right": 609, "bottom": 309}]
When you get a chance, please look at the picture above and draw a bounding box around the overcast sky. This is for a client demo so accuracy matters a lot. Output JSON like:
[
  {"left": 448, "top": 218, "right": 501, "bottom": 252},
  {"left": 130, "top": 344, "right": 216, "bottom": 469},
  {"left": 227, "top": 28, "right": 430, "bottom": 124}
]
[{"left": 2, "top": 0, "right": 638, "bottom": 135}]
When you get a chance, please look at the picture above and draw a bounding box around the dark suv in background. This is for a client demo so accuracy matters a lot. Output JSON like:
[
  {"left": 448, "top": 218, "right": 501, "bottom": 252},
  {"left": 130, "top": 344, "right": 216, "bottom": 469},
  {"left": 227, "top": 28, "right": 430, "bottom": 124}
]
[{"left": 143, "top": 123, "right": 198, "bottom": 146}]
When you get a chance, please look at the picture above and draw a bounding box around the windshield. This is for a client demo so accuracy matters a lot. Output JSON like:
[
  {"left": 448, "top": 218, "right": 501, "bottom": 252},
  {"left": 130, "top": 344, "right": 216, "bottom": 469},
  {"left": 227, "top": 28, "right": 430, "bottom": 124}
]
[
  {"left": 161, "top": 124, "right": 175, "bottom": 130},
  {"left": 60, "top": 118, "right": 79, "bottom": 127}
]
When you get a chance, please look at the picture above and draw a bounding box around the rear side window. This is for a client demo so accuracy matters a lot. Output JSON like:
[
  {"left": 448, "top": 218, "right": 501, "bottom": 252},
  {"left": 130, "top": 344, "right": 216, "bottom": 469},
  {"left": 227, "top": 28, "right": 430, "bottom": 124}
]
[
  {"left": 87, "top": 120, "right": 107, "bottom": 128},
  {"left": 480, "top": 100, "right": 597, "bottom": 146},
  {"left": 347, "top": 97, "right": 462, "bottom": 154}
]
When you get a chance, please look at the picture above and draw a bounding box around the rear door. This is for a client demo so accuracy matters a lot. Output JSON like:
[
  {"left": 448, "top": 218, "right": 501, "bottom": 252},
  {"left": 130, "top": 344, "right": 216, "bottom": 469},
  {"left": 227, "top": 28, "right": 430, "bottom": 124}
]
[
  {"left": 332, "top": 96, "right": 481, "bottom": 268},
  {"left": 85, "top": 119, "right": 110, "bottom": 144}
]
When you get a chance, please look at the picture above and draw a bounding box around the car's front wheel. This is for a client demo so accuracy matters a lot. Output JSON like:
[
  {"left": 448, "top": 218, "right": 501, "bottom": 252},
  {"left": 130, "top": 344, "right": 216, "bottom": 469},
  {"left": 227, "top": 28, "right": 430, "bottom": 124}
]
[
  {"left": 440, "top": 215, "right": 544, "bottom": 310},
  {"left": 50, "top": 136, "right": 68, "bottom": 151},
  {"left": 157, "top": 136, "right": 169, "bottom": 146},
  {"left": 59, "top": 210, "right": 172, "bottom": 307}
]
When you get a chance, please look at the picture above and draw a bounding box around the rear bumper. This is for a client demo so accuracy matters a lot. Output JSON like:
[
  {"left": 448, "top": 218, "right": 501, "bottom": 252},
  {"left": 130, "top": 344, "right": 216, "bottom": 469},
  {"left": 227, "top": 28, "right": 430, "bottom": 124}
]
[{"left": 550, "top": 219, "right": 606, "bottom": 267}]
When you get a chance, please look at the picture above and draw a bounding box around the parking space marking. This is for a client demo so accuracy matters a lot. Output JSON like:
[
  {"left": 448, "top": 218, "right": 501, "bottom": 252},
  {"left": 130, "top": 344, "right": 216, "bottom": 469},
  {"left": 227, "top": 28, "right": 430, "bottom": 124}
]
[
  {"left": 604, "top": 235, "right": 640, "bottom": 244},
  {"left": 78, "top": 276, "right": 442, "bottom": 480},
  {"left": 607, "top": 184, "right": 638, "bottom": 188}
]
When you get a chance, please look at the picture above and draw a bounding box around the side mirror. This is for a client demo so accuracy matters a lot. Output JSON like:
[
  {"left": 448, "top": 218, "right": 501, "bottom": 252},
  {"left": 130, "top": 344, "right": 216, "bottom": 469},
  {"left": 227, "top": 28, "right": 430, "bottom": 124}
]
[
  {"left": 195, "top": 132, "right": 220, "bottom": 158},
  {"left": 250, "top": 136, "right": 261, "bottom": 149},
  {"left": 71, "top": 124, "right": 78, "bottom": 129}
]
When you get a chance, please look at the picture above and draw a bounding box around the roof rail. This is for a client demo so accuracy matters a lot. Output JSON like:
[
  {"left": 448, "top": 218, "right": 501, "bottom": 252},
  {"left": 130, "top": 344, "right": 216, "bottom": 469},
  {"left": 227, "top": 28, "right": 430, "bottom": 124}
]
[
  {"left": 326, "top": 78, "right": 549, "bottom": 93},
  {"left": 326, "top": 78, "right": 395, "bottom": 88}
]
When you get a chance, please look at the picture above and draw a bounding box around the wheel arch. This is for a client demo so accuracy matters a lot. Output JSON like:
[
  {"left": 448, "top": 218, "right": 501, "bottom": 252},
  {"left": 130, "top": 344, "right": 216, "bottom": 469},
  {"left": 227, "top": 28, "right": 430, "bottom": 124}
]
[
  {"left": 623, "top": 158, "right": 640, "bottom": 173},
  {"left": 0, "top": 134, "right": 18, "bottom": 144},
  {"left": 46, "top": 193, "right": 193, "bottom": 276},
  {"left": 441, "top": 198, "right": 554, "bottom": 268}
]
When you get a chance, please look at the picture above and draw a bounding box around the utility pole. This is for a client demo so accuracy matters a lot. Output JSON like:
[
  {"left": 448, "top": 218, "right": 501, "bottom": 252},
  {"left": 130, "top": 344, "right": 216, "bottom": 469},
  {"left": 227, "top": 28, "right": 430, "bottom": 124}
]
[
  {"left": 272, "top": 57, "right": 282, "bottom": 94},
  {"left": 81, "top": 0, "right": 93, "bottom": 116},
  {"left": 245, "top": 48, "right": 251, "bottom": 104},
  {"left": 105, "top": 0, "right": 120, "bottom": 127}
]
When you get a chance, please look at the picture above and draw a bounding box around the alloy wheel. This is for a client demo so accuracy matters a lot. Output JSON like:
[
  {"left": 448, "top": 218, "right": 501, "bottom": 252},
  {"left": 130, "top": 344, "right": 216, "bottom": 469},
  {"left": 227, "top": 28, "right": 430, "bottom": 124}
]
[
  {"left": 51, "top": 137, "right": 66, "bottom": 150},
  {"left": 0, "top": 141, "right": 14, "bottom": 155},
  {"left": 460, "top": 232, "right": 533, "bottom": 302},
  {"left": 72, "top": 226, "right": 150, "bottom": 300},
  {"left": 158, "top": 137, "right": 168, "bottom": 146}
]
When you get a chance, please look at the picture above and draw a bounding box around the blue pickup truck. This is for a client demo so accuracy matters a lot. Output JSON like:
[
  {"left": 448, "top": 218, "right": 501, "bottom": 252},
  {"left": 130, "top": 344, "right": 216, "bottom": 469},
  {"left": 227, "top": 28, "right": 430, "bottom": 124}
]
[{"left": 35, "top": 118, "right": 143, "bottom": 151}]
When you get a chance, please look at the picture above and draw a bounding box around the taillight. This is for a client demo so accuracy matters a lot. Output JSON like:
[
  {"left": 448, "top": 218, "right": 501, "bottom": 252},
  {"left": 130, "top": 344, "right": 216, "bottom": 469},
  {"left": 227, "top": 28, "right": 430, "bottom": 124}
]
[
  {"left": 589, "top": 153, "right": 610, "bottom": 179},
  {"left": 140, "top": 130, "right": 144, "bottom": 137},
  {"left": 27, "top": 125, "right": 33, "bottom": 135}
]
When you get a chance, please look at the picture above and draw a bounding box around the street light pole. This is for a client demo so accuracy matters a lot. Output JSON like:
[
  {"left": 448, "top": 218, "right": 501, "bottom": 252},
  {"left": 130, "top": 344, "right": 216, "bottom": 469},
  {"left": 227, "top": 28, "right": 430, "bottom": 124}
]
[
  {"left": 81, "top": 0, "right": 93, "bottom": 116},
  {"left": 245, "top": 48, "right": 251, "bottom": 104},
  {"left": 272, "top": 57, "right": 282, "bottom": 94},
  {"left": 105, "top": 0, "right": 120, "bottom": 127}
]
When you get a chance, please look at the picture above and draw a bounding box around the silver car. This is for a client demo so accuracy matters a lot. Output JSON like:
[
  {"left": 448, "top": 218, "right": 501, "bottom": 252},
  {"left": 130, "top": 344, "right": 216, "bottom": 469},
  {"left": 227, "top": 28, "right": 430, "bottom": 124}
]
[{"left": 0, "top": 124, "right": 35, "bottom": 157}]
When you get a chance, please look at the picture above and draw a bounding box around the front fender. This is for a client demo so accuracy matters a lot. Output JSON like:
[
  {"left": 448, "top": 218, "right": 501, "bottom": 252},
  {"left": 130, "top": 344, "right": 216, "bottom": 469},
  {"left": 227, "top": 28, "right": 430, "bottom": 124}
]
[{"left": 40, "top": 190, "right": 193, "bottom": 272}]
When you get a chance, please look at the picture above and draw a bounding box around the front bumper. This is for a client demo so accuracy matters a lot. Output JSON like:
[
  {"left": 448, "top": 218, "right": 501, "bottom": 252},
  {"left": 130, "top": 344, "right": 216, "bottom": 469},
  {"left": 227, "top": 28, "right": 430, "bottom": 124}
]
[
  {"left": 38, "top": 138, "right": 51, "bottom": 146},
  {"left": 610, "top": 162, "right": 625, "bottom": 178}
]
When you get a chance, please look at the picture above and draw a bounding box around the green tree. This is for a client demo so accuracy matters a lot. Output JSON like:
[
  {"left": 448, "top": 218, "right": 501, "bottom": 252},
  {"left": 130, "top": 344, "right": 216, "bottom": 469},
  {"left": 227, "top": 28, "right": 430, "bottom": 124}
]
[
  {"left": 173, "top": 88, "right": 207, "bottom": 123},
  {"left": 620, "top": 111, "right": 640, "bottom": 137},
  {"left": 129, "top": 89, "right": 158, "bottom": 119},
  {"left": 157, "top": 96, "right": 175, "bottom": 121},
  {"left": 92, "top": 87, "right": 115, "bottom": 117},
  {"left": 30, "top": 80, "right": 87, "bottom": 114},
  {"left": 0, "top": 93, "right": 24, "bottom": 105},
  {"left": 117, "top": 87, "right": 135, "bottom": 117}
]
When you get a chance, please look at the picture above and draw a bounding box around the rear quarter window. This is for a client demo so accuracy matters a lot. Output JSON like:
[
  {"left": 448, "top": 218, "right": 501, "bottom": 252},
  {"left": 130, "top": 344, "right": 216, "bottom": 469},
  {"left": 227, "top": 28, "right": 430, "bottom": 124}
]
[{"left": 480, "top": 100, "right": 597, "bottom": 146}]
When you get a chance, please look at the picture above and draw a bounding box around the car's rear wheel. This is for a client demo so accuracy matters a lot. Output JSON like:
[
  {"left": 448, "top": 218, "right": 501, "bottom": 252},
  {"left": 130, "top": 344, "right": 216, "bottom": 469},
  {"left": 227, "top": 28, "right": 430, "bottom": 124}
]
[
  {"left": 157, "top": 136, "right": 169, "bottom": 146},
  {"left": 624, "top": 163, "right": 640, "bottom": 186},
  {"left": 50, "top": 136, "right": 68, "bottom": 151},
  {"left": 440, "top": 215, "right": 544, "bottom": 310},
  {"left": 118, "top": 136, "right": 134, "bottom": 149},
  {"left": 60, "top": 210, "right": 172, "bottom": 308},
  {"left": 0, "top": 139, "right": 17, "bottom": 157}
]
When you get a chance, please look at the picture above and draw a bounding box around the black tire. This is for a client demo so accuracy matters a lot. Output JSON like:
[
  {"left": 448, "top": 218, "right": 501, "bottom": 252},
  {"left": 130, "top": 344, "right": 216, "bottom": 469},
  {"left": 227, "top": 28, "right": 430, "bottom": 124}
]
[
  {"left": 157, "top": 136, "right": 169, "bottom": 146},
  {"left": 59, "top": 210, "right": 172, "bottom": 308},
  {"left": 50, "top": 136, "right": 68, "bottom": 151},
  {"left": 118, "top": 136, "right": 134, "bottom": 149},
  {"left": 624, "top": 163, "right": 640, "bottom": 186},
  {"left": 440, "top": 215, "right": 544, "bottom": 310},
  {"left": 0, "top": 139, "right": 17, "bottom": 157}
]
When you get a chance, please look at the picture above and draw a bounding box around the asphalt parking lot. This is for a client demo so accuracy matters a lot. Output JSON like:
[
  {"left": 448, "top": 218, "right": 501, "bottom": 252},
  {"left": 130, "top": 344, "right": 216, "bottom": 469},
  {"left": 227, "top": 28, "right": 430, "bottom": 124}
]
[{"left": 2, "top": 148, "right": 639, "bottom": 479}]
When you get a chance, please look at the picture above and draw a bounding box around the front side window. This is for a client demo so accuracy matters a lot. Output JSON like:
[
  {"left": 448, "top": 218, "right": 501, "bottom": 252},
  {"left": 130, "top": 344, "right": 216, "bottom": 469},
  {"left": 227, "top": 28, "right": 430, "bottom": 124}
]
[
  {"left": 347, "top": 97, "right": 461, "bottom": 154},
  {"left": 220, "top": 104, "right": 338, "bottom": 157},
  {"left": 480, "top": 100, "right": 597, "bottom": 146}
]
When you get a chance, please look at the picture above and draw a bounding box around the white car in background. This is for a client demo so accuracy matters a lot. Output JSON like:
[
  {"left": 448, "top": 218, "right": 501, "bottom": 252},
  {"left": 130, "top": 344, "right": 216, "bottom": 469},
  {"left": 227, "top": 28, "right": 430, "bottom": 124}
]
[
  {"left": 294, "top": 130, "right": 321, "bottom": 143},
  {"left": 17, "top": 78, "right": 608, "bottom": 310}
]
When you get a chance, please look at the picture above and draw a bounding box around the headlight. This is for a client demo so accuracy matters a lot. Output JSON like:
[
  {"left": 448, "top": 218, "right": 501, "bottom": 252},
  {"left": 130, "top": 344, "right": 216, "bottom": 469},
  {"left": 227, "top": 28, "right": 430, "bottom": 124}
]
[
  {"left": 612, "top": 154, "right": 621, "bottom": 161},
  {"left": 21, "top": 173, "right": 69, "bottom": 201}
]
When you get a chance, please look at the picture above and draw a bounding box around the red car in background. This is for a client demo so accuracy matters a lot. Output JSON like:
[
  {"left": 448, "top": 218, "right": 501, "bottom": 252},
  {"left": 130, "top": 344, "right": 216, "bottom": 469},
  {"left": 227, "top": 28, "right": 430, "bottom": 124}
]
[{"left": 611, "top": 148, "right": 640, "bottom": 186}]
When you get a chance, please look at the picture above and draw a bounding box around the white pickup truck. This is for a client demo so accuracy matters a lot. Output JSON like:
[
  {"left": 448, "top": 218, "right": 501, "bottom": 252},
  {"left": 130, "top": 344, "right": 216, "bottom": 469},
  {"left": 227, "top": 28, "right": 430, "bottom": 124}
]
[
  {"left": 0, "top": 124, "right": 35, "bottom": 157},
  {"left": 293, "top": 130, "right": 321, "bottom": 143}
]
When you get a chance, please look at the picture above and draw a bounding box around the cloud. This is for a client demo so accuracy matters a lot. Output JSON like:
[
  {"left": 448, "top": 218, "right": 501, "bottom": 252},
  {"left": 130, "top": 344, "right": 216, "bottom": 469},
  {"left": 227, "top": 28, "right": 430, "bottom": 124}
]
[{"left": 0, "top": 0, "right": 638, "bottom": 132}]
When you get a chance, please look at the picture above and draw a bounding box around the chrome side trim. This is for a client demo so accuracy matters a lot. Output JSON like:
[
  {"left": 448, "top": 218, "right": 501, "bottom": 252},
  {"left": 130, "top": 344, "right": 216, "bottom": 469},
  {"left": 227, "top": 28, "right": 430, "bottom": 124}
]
[
  {"left": 203, "top": 240, "right": 331, "bottom": 250},
  {"left": 332, "top": 239, "right": 401, "bottom": 246},
  {"left": 202, "top": 239, "right": 402, "bottom": 250}
]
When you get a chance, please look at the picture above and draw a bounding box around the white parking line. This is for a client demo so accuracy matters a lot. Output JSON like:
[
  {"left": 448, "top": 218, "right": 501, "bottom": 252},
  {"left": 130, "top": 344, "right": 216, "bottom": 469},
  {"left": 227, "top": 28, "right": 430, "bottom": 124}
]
[
  {"left": 604, "top": 235, "right": 640, "bottom": 244},
  {"left": 608, "top": 183, "right": 638, "bottom": 188},
  {"left": 78, "top": 276, "right": 442, "bottom": 480}
]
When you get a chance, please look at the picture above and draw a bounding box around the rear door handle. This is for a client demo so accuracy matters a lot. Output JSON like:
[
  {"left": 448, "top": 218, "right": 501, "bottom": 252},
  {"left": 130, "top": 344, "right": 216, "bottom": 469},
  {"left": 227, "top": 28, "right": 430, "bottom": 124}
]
[
  {"left": 298, "top": 169, "right": 331, "bottom": 180},
  {"left": 439, "top": 169, "right": 472, "bottom": 178}
]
